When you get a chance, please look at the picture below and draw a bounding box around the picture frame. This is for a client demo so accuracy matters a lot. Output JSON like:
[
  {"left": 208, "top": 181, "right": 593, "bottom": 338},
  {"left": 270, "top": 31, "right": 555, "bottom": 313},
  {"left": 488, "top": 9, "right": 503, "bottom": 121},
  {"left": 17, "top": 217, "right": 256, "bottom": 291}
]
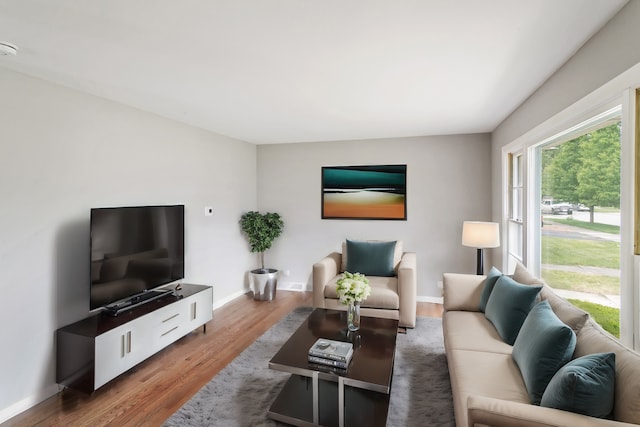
[{"left": 321, "top": 164, "right": 407, "bottom": 220}]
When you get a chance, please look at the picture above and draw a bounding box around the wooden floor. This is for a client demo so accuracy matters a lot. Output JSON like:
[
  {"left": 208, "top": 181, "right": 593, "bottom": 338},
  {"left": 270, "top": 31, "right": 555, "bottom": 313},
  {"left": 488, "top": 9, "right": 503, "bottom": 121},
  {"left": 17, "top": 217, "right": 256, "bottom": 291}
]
[{"left": 2, "top": 292, "right": 443, "bottom": 427}]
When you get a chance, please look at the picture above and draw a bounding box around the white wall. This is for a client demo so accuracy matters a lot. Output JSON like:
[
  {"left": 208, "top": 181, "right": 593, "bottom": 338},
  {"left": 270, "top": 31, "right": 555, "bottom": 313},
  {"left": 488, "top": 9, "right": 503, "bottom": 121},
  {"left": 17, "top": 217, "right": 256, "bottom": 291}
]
[
  {"left": 257, "top": 134, "right": 492, "bottom": 299},
  {"left": 0, "top": 68, "right": 256, "bottom": 420},
  {"left": 493, "top": 1, "right": 640, "bottom": 149}
]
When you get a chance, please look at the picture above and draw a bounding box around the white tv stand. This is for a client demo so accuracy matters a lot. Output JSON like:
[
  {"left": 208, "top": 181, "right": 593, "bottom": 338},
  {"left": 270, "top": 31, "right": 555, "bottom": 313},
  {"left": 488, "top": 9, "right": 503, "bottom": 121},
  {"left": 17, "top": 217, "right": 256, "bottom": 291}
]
[{"left": 56, "top": 284, "right": 213, "bottom": 393}]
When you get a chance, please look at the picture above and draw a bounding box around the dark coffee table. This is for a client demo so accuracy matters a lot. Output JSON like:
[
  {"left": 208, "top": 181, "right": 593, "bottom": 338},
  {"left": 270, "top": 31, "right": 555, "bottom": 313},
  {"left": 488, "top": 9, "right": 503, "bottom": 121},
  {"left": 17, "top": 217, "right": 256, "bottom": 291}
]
[{"left": 268, "top": 308, "right": 399, "bottom": 427}]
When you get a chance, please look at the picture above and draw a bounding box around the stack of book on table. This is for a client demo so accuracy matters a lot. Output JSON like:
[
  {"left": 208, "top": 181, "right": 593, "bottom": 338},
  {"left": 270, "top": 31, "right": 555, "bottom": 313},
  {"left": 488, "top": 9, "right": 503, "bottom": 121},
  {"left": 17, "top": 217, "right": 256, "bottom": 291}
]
[{"left": 308, "top": 338, "right": 353, "bottom": 371}]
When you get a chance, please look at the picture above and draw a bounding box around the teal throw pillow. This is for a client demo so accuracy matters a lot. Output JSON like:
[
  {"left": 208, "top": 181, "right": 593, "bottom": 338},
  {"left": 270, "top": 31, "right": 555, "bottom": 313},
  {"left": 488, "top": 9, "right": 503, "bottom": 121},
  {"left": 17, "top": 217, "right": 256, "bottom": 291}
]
[
  {"left": 512, "top": 300, "right": 577, "bottom": 405},
  {"left": 479, "top": 266, "right": 502, "bottom": 312},
  {"left": 345, "top": 240, "right": 396, "bottom": 277},
  {"left": 541, "top": 352, "right": 615, "bottom": 418},
  {"left": 485, "top": 275, "right": 542, "bottom": 345}
]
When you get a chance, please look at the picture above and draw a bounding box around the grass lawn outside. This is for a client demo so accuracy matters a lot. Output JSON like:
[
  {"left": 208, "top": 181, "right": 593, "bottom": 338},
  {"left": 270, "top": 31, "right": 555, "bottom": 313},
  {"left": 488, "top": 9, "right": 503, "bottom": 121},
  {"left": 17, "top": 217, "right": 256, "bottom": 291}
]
[
  {"left": 542, "top": 215, "right": 621, "bottom": 338},
  {"left": 542, "top": 269, "right": 619, "bottom": 295},
  {"left": 567, "top": 298, "right": 620, "bottom": 338},
  {"left": 548, "top": 218, "right": 619, "bottom": 234},
  {"left": 541, "top": 236, "right": 619, "bottom": 269}
]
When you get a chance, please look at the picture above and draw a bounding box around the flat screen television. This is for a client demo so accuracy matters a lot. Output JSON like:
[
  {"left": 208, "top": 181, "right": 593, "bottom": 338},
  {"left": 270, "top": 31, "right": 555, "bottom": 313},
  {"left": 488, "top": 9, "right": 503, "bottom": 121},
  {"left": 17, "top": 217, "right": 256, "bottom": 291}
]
[{"left": 90, "top": 205, "right": 185, "bottom": 311}]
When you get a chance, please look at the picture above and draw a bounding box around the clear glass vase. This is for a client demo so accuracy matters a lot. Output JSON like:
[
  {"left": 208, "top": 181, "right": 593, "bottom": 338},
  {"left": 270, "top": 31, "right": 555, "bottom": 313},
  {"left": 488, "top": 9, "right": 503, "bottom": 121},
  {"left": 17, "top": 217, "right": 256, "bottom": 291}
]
[{"left": 347, "top": 301, "right": 361, "bottom": 331}]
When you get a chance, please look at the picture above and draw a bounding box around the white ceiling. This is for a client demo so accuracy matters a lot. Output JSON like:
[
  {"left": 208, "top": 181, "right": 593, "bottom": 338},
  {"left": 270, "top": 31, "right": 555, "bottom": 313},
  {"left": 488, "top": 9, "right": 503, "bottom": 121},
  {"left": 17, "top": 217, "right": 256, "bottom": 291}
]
[{"left": 0, "top": 0, "right": 628, "bottom": 144}]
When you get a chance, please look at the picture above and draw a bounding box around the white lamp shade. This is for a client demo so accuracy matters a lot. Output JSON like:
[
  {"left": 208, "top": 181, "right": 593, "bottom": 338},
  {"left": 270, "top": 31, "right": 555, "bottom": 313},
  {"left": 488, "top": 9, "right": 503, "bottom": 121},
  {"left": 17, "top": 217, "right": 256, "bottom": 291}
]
[{"left": 462, "top": 221, "right": 500, "bottom": 248}]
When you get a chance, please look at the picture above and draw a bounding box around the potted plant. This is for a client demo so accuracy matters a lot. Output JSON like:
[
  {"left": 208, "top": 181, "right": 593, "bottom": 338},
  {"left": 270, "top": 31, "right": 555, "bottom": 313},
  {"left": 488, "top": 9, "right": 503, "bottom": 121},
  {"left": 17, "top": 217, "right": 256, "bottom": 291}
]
[{"left": 240, "top": 211, "right": 284, "bottom": 300}]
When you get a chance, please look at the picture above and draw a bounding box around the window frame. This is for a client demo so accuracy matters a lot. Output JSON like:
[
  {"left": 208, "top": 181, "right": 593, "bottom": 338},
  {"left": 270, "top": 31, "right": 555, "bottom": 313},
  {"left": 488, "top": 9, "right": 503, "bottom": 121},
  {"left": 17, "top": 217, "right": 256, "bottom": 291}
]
[
  {"left": 502, "top": 100, "right": 637, "bottom": 348},
  {"left": 505, "top": 151, "right": 525, "bottom": 273}
]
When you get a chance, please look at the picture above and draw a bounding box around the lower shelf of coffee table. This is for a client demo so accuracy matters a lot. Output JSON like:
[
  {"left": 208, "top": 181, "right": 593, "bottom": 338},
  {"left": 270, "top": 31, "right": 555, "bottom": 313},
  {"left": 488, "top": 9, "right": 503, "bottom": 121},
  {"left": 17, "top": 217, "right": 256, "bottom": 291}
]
[{"left": 268, "top": 374, "right": 389, "bottom": 427}]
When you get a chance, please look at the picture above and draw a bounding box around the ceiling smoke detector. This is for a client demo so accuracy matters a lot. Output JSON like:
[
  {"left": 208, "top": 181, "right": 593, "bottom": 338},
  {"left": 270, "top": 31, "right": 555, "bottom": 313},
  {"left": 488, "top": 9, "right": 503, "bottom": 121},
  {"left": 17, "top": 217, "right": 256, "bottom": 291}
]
[{"left": 0, "top": 42, "right": 18, "bottom": 56}]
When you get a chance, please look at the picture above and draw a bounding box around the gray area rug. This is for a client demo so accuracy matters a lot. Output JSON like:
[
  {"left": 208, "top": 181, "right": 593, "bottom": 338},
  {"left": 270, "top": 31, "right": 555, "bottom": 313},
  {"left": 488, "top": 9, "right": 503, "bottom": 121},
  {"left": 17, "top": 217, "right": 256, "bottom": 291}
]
[{"left": 164, "top": 307, "right": 454, "bottom": 427}]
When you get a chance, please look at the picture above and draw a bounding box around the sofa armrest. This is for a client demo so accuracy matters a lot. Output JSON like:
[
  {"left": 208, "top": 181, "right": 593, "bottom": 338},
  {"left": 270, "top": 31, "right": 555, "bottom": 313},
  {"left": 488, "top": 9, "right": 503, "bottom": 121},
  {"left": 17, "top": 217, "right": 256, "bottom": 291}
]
[
  {"left": 467, "top": 395, "right": 632, "bottom": 427},
  {"left": 442, "top": 273, "right": 485, "bottom": 312},
  {"left": 312, "top": 252, "right": 341, "bottom": 308},
  {"left": 398, "top": 252, "right": 417, "bottom": 328}
]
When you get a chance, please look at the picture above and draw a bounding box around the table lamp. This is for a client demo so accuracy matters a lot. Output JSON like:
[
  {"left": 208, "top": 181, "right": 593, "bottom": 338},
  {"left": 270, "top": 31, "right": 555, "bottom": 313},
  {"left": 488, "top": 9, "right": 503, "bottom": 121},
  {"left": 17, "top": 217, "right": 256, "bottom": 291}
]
[{"left": 462, "top": 221, "right": 500, "bottom": 275}]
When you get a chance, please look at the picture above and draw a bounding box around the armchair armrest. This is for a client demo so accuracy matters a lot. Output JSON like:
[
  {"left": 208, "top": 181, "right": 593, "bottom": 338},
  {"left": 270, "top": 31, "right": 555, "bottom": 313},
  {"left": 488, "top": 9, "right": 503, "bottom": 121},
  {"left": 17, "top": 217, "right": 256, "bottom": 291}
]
[
  {"left": 467, "top": 395, "right": 631, "bottom": 427},
  {"left": 312, "top": 252, "right": 341, "bottom": 308},
  {"left": 398, "top": 252, "right": 417, "bottom": 328},
  {"left": 443, "top": 273, "right": 486, "bottom": 312}
]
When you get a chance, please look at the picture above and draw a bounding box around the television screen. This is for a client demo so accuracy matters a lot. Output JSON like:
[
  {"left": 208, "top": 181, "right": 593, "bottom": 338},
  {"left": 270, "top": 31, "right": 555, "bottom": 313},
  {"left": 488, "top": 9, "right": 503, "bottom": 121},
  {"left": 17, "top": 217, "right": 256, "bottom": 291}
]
[{"left": 90, "top": 205, "right": 185, "bottom": 310}]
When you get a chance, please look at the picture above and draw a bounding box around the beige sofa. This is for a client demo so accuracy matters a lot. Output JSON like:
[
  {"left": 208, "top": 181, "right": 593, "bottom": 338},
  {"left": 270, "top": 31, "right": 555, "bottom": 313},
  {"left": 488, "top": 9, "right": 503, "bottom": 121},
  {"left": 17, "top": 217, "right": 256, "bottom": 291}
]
[
  {"left": 312, "top": 240, "right": 417, "bottom": 328},
  {"left": 443, "top": 266, "right": 640, "bottom": 427}
]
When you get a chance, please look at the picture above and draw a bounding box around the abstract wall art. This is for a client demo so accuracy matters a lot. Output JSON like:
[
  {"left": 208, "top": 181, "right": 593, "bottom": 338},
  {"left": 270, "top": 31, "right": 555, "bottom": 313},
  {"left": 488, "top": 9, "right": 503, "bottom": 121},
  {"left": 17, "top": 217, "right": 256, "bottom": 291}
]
[{"left": 321, "top": 164, "right": 407, "bottom": 220}]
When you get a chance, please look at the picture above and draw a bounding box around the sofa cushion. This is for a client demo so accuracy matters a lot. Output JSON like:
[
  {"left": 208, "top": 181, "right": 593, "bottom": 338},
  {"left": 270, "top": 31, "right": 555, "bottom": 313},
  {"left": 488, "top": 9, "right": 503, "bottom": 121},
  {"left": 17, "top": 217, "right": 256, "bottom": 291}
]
[
  {"left": 341, "top": 240, "right": 403, "bottom": 274},
  {"left": 345, "top": 239, "right": 397, "bottom": 277},
  {"left": 540, "top": 284, "right": 589, "bottom": 333},
  {"left": 512, "top": 262, "right": 545, "bottom": 286},
  {"left": 324, "top": 275, "right": 399, "bottom": 309},
  {"left": 508, "top": 263, "right": 589, "bottom": 333},
  {"left": 512, "top": 300, "right": 576, "bottom": 405},
  {"left": 485, "top": 276, "right": 542, "bottom": 345},
  {"left": 443, "top": 311, "right": 512, "bottom": 354},
  {"left": 479, "top": 266, "right": 502, "bottom": 312},
  {"left": 574, "top": 320, "right": 640, "bottom": 424},
  {"left": 447, "top": 349, "right": 530, "bottom": 427},
  {"left": 443, "top": 273, "right": 485, "bottom": 312},
  {"left": 540, "top": 352, "right": 615, "bottom": 418}
]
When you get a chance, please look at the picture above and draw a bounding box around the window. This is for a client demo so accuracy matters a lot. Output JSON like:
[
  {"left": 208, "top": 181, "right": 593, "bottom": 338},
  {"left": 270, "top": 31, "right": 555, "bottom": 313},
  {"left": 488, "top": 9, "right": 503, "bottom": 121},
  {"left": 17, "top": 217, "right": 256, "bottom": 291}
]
[{"left": 535, "top": 108, "right": 622, "bottom": 338}]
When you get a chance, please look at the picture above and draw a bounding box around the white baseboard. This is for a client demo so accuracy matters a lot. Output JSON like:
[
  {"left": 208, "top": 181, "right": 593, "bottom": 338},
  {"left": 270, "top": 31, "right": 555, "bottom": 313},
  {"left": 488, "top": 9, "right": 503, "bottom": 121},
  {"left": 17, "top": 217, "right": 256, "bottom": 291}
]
[
  {"left": 417, "top": 295, "right": 443, "bottom": 304},
  {"left": 277, "top": 281, "right": 307, "bottom": 292},
  {"left": 211, "top": 283, "right": 308, "bottom": 308},
  {"left": 0, "top": 384, "right": 60, "bottom": 424},
  {"left": 212, "top": 289, "right": 250, "bottom": 311}
]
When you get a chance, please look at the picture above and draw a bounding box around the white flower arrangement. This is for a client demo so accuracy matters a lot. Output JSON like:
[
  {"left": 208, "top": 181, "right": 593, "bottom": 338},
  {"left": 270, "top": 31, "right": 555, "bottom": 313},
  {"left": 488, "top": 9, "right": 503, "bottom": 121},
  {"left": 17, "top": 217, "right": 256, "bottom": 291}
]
[{"left": 336, "top": 271, "right": 371, "bottom": 305}]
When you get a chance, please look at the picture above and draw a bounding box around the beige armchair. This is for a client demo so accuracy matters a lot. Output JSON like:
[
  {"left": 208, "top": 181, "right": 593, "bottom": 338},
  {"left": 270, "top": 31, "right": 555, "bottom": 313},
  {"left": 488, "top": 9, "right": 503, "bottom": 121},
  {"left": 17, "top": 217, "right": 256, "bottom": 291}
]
[{"left": 312, "top": 240, "right": 417, "bottom": 328}]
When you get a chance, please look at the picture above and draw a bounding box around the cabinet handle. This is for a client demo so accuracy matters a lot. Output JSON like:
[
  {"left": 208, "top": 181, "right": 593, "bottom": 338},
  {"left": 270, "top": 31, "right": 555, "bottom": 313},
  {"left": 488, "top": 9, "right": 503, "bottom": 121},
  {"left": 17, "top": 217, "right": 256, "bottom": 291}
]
[
  {"left": 162, "top": 313, "right": 180, "bottom": 323},
  {"left": 121, "top": 334, "right": 125, "bottom": 358},
  {"left": 161, "top": 326, "right": 179, "bottom": 337},
  {"left": 127, "top": 331, "right": 132, "bottom": 354},
  {"left": 191, "top": 302, "right": 197, "bottom": 321}
]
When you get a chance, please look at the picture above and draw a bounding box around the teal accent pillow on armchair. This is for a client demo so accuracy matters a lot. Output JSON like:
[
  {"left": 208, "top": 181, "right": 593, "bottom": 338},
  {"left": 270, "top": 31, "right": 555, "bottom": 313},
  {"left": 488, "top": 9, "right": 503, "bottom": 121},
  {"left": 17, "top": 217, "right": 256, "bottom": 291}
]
[
  {"left": 345, "top": 239, "right": 396, "bottom": 277},
  {"left": 512, "top": 300, "right": 577, "bottom": 405},
  {"left": 485, "top": 275, "right": 542, "bottom": 345}
]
